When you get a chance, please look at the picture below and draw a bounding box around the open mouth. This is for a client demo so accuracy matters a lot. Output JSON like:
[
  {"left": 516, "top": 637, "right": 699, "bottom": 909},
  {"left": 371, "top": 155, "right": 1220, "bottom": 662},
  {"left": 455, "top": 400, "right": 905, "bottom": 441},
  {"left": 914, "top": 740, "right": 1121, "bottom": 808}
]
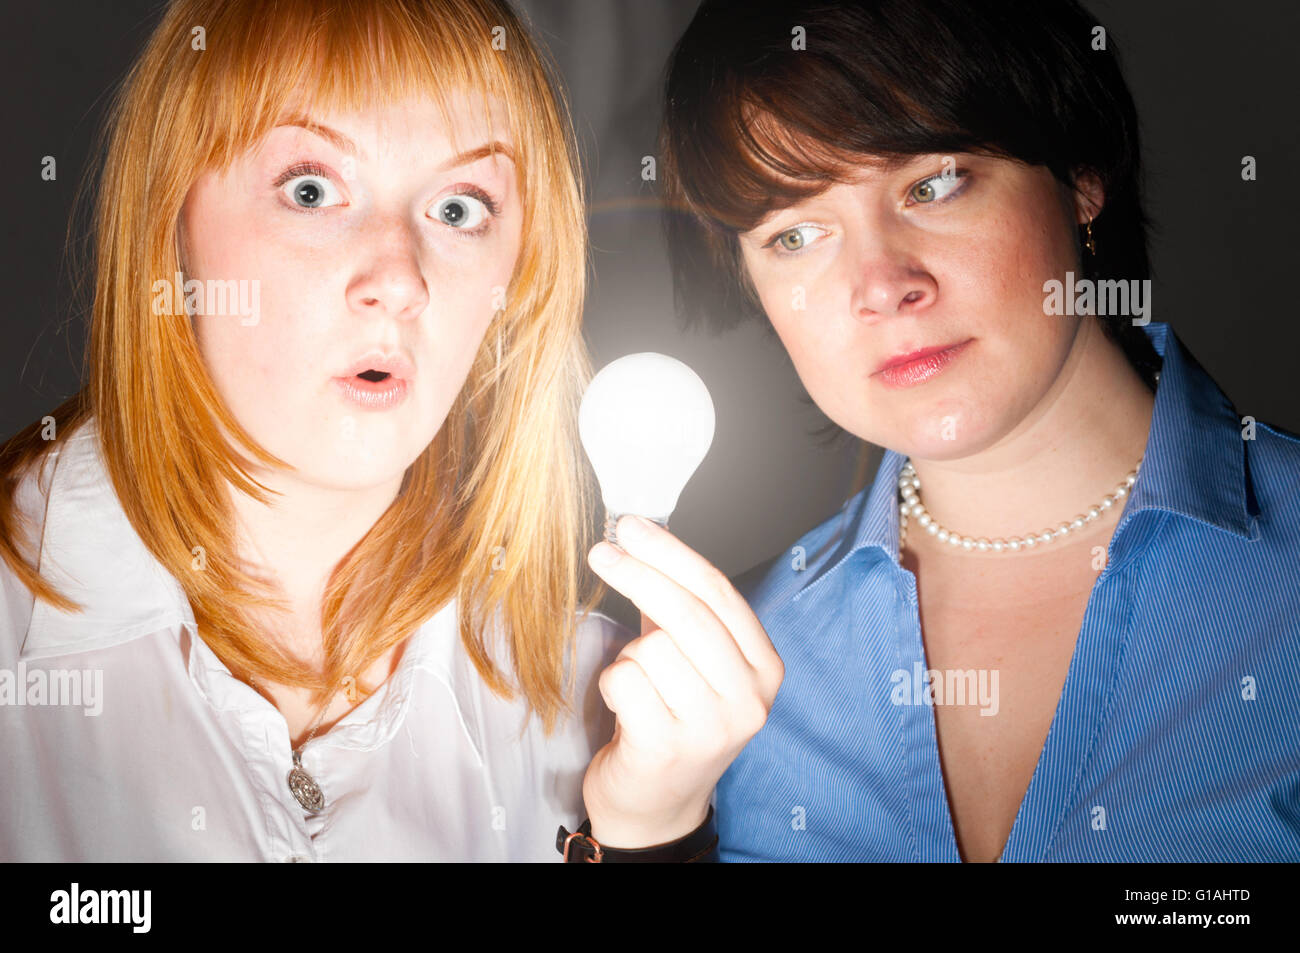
[{"left": 334, "top": 368, "right": 408, "bottom": 410}]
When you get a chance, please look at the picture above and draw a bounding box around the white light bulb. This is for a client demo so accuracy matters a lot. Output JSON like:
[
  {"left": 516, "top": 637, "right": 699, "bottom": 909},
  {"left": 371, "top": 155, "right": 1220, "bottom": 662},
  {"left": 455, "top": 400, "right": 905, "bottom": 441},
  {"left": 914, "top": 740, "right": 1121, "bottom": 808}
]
[{"left": 579, "top": 352, "right": 716, "bottom": 544}]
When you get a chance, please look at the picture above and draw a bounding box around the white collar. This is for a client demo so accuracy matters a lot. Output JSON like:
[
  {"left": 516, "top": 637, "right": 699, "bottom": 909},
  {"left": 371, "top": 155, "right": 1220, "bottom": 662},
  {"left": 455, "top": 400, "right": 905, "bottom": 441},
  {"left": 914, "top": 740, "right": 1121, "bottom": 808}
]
[
  {"left": 16, "top": 417, "right": 481, "bottom": 748},
  {"left": 19, "top": 418, "right": 190, "bottom": 662}
]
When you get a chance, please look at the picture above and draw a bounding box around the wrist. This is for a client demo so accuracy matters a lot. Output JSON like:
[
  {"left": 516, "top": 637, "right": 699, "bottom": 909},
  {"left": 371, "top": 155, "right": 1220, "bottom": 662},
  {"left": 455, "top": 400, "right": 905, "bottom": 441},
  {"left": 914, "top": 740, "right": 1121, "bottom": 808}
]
[
  {"left": 587, "top": 801, "right": 710, "bottom": 849},
  {"left": 557, "top": 804, "right": 718, "bottom": 863}
]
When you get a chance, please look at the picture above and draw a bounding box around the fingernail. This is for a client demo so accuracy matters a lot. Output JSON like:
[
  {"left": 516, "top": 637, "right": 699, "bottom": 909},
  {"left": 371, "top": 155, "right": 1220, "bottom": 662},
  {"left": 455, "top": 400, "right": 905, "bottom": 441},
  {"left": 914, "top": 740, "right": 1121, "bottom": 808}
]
[
  {"left": 616, "top": 512, "right": 642, "bottom": 543},
  {"left": 589, "top": 542, "right": 620, "bottom": 568},
  {"left": 618, "top": 514, "right": 652, "bottom": 542}
]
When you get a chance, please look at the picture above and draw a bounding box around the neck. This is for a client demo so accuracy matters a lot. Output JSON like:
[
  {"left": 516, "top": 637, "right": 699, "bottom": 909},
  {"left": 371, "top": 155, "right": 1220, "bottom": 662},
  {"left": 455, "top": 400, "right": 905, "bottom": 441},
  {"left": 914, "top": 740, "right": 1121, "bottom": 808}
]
[
  {"left": 230, "top": 469, "right": 403, "bottom": 663},
  {"left": 906, "top": 317, "right": 1154, "bottom": 544}
]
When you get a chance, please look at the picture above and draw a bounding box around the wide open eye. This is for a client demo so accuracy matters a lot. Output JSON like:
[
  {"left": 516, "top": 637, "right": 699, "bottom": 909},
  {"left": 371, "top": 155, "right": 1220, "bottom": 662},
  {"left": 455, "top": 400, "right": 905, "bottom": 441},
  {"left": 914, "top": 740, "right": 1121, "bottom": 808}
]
[
  {"left": 278, "top": 166, "right": 344, "bottom": 209},
  {"left": 433, "top": 193, "right": 493, "bottom": 230}
]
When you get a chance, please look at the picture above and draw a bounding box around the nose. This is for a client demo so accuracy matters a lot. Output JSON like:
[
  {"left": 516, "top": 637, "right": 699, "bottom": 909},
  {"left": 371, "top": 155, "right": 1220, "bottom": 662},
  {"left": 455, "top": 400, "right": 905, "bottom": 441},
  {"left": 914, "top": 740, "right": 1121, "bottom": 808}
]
[
  {"left": 850, "top": 236, "right": 937, "bottom": 320},
  {"left": 345, "top": 215, "right": 430, "bottom": 321}
]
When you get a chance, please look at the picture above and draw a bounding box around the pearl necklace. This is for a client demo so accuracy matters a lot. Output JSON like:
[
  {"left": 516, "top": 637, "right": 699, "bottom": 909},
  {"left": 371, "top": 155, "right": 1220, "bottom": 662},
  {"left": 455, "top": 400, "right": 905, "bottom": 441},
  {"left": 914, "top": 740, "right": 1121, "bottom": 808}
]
[
  {"left": 898, "top": 371, "right": 1156, "bottom": 555},
  {"left": 898, "top": 458, "right": 1140, "bottom": 554}
]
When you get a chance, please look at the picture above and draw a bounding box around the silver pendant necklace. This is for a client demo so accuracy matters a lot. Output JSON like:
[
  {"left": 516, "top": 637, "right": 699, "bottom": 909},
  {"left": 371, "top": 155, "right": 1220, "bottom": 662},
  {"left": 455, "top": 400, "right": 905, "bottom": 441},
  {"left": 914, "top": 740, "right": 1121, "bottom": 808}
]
[{"left": 286, "top": 709, "right": 330, "bottom": 814}]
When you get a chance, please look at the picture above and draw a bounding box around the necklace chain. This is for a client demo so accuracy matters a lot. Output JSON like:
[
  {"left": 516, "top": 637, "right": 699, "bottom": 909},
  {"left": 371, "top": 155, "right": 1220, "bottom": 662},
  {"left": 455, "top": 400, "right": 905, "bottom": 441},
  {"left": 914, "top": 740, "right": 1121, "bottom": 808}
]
[
  {"left": 247, "top": 673, "right": 341, "bottom": 814},
  {"left": 247, "top": 673, "right": 335, "bottom": 753}
]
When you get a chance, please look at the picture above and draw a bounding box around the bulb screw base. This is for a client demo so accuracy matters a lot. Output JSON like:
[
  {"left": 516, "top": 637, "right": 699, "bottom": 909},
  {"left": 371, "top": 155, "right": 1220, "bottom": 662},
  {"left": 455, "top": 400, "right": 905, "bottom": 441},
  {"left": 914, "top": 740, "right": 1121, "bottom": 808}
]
[{"left": 603, "top": 512, "right": 669, "bottom": 548}]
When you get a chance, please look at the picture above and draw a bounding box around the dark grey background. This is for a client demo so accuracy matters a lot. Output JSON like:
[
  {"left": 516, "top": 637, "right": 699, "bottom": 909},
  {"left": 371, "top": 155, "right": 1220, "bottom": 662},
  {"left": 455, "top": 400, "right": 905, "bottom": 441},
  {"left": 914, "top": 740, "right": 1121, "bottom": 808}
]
[{"left": 4, "top": 2, "right": 1297, "bottom": 629}]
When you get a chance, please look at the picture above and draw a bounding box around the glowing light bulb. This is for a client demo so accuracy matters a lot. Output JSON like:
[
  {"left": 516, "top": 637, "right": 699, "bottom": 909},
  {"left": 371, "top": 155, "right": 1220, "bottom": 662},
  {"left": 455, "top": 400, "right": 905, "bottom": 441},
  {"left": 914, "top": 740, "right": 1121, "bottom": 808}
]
[{"left": 579, "top": 353, "right": 716, "bottom": 545}]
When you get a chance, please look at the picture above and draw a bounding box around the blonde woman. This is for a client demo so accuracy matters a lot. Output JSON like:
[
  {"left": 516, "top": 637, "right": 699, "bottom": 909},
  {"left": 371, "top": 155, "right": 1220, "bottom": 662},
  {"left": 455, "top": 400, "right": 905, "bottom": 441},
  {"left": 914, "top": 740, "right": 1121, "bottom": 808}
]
[{"left": 0, "top": 0, "right": 780, "bottom": 862}]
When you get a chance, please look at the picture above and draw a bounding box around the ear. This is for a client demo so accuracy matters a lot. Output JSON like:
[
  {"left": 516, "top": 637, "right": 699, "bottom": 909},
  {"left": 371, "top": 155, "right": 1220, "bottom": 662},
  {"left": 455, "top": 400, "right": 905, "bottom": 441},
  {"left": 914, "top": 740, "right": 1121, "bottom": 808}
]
[{"left": 1071, "top": 169, "right": 1105, "bottom": 224}]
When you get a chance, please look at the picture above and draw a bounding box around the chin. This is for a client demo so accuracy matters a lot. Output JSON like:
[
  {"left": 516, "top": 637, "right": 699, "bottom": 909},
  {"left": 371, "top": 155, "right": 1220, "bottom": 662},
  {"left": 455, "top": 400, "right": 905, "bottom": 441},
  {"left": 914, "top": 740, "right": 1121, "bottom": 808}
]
[
  {"left": 865, "top": 404, "right": 1002, "bottom": 463},
  {"left": 293, "top": 438, "right": 424, "bottom": 492},
  {"left": 896, "top": 434, "right": 984, "bottom": 463},
  {"left": 303, "top": 461, "right": 411, "bottom": 493}
]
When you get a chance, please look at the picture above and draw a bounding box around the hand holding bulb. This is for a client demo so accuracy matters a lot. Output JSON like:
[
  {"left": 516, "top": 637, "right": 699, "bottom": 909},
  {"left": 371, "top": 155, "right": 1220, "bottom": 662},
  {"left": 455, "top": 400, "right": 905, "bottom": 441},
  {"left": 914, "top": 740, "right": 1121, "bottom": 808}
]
[{"left": 578, "top": 354, "right": 784, "bottom": 850}]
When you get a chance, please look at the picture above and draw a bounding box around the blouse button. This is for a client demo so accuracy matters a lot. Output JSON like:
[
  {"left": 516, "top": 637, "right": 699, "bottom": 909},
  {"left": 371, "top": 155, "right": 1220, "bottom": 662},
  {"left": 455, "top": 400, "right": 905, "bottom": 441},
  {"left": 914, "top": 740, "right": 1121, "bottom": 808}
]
[{"left": 283, "top": 854, "right": 313, "bottom": 863}]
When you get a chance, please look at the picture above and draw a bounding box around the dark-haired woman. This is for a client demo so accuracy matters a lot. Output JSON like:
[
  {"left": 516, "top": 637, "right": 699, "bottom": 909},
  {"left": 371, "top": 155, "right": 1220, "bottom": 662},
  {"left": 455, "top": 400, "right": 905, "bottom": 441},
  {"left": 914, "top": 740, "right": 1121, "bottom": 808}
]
[{"left": 660, "top": 0, "right": 1300, "bottom": 861}]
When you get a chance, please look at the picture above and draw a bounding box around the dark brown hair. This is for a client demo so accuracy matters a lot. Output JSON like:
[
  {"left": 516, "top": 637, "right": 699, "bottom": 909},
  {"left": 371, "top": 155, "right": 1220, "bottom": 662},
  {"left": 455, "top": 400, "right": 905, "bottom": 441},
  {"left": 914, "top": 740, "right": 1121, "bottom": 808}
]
[{"left": 659, "top": 0, "right": 1160, "bottom": 386}]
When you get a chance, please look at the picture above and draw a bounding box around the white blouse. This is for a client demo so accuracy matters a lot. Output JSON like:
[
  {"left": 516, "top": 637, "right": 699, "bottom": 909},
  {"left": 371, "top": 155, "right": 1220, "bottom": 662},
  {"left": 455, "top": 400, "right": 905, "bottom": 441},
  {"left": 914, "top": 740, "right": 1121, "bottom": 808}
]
[{"left": 0, "top": 419, "right": 630, "bottom": 861}]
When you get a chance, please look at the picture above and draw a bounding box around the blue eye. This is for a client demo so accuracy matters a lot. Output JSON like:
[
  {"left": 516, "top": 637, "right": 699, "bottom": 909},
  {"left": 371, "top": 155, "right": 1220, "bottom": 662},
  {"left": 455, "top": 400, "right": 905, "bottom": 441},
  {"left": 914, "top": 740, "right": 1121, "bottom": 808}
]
[
  {"left": 275, "top": 163, "right": 344, "bottom": 209},
  {"left": 908, "top": 168, "right": 968, "bottom": 205},
  {"left": 434, "top": 194, "right": 488, "bottom": 229},
  {"left": 432, "top": 187, "right": 500, "bottom": 234}
]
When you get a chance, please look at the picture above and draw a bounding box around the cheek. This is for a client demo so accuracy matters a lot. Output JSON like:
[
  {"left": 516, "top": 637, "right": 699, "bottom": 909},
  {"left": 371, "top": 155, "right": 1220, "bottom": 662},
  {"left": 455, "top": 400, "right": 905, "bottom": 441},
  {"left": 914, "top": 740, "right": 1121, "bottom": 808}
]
[
  {"left": 898, "top": 211, "right": 1080, "bottom": 453},
  {"left": 953, "top": 215, "right": 1046, "bottom": 314},
  {"left": 968, "top": 192, "right": 1078, "bottom": 329},
  {"left": 766, "top": 307, "right": 865, "bottom": 431},
  {"left": 183, "top": 188, "right": 333, "bottom": 404},
  {"left": 747, "top": 256, "right": 861, "bottom": 421},
  {"left": 188, "top": 269, "right": 319, "bottom": 414},
  {"left": 923, "top": 209, "right": 1077, "bottom": 421},
  {"left": 420, "top": 238, "right": 517, "bottom": 390},
  {"left": 198, "top": 313, "right": 302, "bottom": 389}
]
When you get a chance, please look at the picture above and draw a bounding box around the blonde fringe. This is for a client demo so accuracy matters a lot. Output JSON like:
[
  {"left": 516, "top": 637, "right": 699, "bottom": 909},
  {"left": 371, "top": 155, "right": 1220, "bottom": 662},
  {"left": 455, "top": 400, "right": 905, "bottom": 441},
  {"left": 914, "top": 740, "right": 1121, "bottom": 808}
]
[{"left": 0, "top": 0, "right": 601, "bottom": 735}]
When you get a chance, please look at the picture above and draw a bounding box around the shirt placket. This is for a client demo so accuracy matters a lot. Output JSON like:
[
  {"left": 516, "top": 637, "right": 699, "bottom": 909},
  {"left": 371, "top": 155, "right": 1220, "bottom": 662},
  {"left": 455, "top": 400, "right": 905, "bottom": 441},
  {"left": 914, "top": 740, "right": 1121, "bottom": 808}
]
[
  {"left": 185, "top": 634, "right": 323, "bottom": 862},
  {"left": 891, "top": 566, "right": 964, "bottom": 862},
  {"left": 235, "top": 704, "right": 321, "bottom": 862}
]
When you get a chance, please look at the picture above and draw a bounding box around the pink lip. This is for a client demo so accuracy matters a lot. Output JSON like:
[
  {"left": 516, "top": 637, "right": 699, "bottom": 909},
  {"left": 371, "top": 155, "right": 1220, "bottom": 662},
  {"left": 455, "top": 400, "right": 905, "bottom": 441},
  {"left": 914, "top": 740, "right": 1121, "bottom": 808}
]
[
  {"left": 873, "top": 339, "right": 973, "bottom": 389},
  {"left": 337, "top": 350, "right": 416, "bottom": 381},
  {"left": 332, "top": 375, "right": 410, "bottom": 410},
  {"left": 332, "top": 350, "right": 415, "bottom": 411}
]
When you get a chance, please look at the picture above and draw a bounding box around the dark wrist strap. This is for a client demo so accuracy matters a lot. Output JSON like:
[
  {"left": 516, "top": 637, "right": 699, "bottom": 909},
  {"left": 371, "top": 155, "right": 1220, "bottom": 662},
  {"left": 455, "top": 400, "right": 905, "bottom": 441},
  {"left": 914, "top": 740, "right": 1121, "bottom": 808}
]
[{"left": 556, "top": 805, "right": 718, "bottom": 862}]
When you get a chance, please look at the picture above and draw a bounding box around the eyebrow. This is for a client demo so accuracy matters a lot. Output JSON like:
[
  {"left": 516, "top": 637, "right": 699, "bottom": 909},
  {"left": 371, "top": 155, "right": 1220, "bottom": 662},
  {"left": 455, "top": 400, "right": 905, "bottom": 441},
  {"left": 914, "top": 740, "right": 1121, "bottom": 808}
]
[
  {"left": 280, "top": 117, "right": 363, "bottom": 158},
  {"left": 276, "top": 116, "right": 515, "bottom": 171},
  {"left": 438, "top": 141, "right": 515, "bottom": 171}
]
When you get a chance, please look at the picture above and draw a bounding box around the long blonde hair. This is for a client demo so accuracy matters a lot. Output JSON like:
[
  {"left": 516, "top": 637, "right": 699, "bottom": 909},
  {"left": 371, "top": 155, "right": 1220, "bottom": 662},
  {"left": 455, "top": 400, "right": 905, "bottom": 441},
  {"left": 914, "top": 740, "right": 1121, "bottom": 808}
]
[{"left": 0, "top": 0, "right": 600, "bottom": 733}]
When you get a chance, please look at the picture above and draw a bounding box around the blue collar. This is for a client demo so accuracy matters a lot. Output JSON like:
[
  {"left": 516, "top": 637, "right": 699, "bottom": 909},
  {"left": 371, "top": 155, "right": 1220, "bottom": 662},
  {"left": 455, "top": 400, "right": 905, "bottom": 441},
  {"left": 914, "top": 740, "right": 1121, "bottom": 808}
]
[{"left": 794, "top": 321, "right": 1259, "bottom": 598}]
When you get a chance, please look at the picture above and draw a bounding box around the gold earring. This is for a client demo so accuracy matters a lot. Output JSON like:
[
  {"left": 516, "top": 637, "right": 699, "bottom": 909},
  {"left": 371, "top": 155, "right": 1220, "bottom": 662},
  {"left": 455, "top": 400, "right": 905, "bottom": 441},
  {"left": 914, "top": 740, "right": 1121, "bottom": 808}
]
[{"left": 1084, "top": 218, "right": 1096, "bottom": 256}]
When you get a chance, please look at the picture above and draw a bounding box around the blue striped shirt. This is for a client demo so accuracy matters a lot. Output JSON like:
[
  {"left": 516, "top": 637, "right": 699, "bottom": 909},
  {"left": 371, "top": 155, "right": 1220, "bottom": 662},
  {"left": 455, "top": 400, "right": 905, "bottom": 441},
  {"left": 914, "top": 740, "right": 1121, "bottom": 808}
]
[{"left": 719, "top": 321, "right": 1300, "bottom": 861}]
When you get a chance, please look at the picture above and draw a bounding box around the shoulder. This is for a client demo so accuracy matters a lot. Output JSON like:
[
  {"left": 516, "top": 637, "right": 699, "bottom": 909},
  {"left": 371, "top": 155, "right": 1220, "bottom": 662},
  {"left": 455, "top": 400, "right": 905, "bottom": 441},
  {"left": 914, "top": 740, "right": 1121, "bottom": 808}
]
[
  {"left": 471, "top": 605, "right": 629, "bottom": 735},
  {"left": 1237, "top": 417, "right": 1300, "bottom": 551},
  {"left": 5, "top": 431, "right": 65, "bottom": 539},
  {"left": 2, "top": 418, "right": 95, "bottom": 559},
  {"left": 0, "top": 435, "right": 69, "bottom": 665},
  {"left": 555, "top": 608, "right": 631, "bottom": 759},
  {"left": 1251, "top": 419, "right": 1300, "bottom": 505},
  {"left": 729, "top": 492, "right": 867, "bottom": 617},
  {"left": 570, "top": 607, "right": 633, "bottom": 686}
]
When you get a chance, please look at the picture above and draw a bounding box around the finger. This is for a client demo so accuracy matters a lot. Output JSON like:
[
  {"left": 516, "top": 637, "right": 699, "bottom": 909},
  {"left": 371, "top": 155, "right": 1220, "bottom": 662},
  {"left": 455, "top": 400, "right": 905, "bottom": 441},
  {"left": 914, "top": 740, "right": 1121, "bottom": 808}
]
[
  {"left": 617, "top": 628, "right": 716, "bottom": 723},
  {"left": 597, "top": 656, "right": 674, "bottom": 750},
  {"left": 613, "top": 516, "right": 780, "bottom": 677},
  {"left": 590, "top": 541, "right": 751, "bottom": 700}
]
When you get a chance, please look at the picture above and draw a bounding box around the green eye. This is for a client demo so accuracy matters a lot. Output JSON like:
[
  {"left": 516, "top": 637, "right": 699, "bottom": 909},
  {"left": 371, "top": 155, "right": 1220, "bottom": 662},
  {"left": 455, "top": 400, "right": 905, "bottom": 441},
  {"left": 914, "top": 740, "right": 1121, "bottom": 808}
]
[
  {"left": 909, "top": 170, "right": 967, "bottom": 205},
  {"left": 778, "top": 230, "right": 806, "bottom": 251},
  {"left": 765, "top": 224, "right": 825, "bottom": 256}
]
